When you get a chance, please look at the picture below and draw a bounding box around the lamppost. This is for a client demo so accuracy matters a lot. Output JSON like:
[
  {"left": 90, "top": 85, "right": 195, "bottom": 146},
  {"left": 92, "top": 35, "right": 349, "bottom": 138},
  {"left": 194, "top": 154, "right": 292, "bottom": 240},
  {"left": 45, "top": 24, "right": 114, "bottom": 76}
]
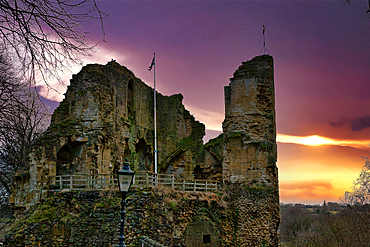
[{"left": 116, "top": 161, "right": 135, "bottom": 247}]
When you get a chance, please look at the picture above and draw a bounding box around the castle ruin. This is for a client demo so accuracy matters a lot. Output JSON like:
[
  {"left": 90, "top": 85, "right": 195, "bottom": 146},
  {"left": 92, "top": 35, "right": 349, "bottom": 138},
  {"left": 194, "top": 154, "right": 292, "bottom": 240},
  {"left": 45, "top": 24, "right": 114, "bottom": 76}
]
[{"left": 9, "top": 55, "right": 280, "bottom": 246}]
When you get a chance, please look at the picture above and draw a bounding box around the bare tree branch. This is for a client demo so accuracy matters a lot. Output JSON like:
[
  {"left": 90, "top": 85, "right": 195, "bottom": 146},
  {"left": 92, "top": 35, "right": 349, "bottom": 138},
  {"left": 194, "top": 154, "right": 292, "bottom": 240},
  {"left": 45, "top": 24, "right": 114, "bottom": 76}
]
[
  {"left": 0, "top": 54, "right": 50, "bottom": 196},
  {"left": 0, "top": 0, "right": 106, "bottom": 88},
  {"left": 342, "top": 149, "right": 370, "bottom": 206},
  {"left": 344, "top": 0, "right": 370, "bottom": 17}
]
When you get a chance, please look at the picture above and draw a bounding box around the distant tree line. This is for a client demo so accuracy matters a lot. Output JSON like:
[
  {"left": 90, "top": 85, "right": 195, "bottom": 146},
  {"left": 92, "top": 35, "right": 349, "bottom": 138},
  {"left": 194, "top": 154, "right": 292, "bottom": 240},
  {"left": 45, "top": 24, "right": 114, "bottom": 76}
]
[
  {"left": 280, "top": 202, "right": 370, "bottom": 246},
  {"left": 281, "top": 155, "right": 370, "bottom": 246}
]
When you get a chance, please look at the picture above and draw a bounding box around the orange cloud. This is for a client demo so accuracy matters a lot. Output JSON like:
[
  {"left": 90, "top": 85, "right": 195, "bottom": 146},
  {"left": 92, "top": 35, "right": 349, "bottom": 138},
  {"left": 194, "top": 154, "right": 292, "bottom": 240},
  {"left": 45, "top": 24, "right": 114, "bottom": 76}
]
[
  {"left": 279, "top": 180, "right": 346, "bottom": 204},
  {"left": 280, "top": 181, "right": 334, "bottom": 191},
  {"left": 277, "top": 142, "right": 364, "bottom": 204}
]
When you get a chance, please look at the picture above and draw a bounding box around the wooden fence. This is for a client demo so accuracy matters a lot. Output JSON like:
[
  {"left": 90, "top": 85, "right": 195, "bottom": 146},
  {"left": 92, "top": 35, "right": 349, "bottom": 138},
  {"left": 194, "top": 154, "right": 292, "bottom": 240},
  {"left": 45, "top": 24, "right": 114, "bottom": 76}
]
[
  {"left": 49, "top": 171, "right": 221, "bottom": 192},
  {"left": 49, "top": 174, "right": 116, "bottom": 191}
]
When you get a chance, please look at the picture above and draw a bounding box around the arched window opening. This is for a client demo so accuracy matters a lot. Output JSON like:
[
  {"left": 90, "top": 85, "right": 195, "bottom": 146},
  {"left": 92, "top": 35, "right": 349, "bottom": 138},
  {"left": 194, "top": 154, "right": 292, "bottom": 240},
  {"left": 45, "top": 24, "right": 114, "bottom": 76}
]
[
  {"left": 135, "top": 138, "right": 152, "bottom": 171},
  {"left": 56, "top": 141, "right": 85, "bottom": 175}
]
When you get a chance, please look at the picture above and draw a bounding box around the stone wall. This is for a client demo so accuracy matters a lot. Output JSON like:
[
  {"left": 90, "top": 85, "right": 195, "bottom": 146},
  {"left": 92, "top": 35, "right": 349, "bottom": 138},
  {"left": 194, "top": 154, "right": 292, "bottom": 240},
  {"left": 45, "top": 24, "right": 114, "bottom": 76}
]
[
  {"left": 7, "top": 55, "right": 280, "bottom": 246},
  {"left": 195, "top": 134, "right": 223, "bottom": 181},
  {"left": 222, "top": 55, "right": 278, "bottom": 186},
  {"left": 10, "top": 61, "right": 205, "bottom": 209},
  {"left": 5, "top": 185, "right": 279, "bottom": 247}
]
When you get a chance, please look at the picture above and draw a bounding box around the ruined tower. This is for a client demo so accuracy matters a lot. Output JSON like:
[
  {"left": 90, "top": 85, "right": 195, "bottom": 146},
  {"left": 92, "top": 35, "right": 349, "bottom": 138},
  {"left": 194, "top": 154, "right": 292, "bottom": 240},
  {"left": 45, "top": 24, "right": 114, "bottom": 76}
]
[
  {"left": 222, "top": 54, "right": 278, "bottom": 185},
  {"left": 222, "top": 55, "right": 280, "bottom": 246}
]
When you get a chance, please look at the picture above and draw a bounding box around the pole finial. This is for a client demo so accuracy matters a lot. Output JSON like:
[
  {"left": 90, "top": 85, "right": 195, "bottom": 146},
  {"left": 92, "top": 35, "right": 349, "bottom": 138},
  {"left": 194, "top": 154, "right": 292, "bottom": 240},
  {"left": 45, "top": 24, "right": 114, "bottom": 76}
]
[{"left": 259, "top": 25, "right": 271, "bottom": 55}]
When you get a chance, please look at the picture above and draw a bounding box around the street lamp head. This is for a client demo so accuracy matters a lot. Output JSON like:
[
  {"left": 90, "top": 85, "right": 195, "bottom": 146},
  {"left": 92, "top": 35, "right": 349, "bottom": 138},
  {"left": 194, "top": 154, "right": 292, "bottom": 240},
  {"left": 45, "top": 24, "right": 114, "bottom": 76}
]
[
  {"left": 115, "top": 159, "right": 134, "bottom": 247},
  {"left": 117, "top": 160, "right": 135, "bottom": 193}
]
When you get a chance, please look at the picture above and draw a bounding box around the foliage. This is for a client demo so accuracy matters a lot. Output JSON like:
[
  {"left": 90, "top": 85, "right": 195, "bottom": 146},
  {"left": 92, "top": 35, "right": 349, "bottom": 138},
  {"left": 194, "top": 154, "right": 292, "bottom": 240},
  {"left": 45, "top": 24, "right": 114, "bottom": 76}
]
[
  {"left": 204, "top": 134, "right": 223, "bottom": 149},
  {"left": 280, "top": 202, "right": 370, "bottom": 246},
  {"left": 282, "top": 149, "right": 370, "bottom": 246},
  {"left": 342, "top": 152, "right": 370, "bottom": 205},
  {"left": 0, "top": 190, "right": 13, "bottom": 235}
]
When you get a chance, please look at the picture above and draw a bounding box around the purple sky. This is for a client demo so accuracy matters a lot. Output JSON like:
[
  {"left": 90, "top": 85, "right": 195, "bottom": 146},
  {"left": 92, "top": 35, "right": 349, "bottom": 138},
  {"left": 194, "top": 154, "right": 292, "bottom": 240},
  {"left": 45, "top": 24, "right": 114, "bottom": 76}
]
[
  {"left": 91, "top": 0, "right": 370, "bottom": 137},
  {"left": 42, "top": 0, "right": 370, "bottom": 203}
]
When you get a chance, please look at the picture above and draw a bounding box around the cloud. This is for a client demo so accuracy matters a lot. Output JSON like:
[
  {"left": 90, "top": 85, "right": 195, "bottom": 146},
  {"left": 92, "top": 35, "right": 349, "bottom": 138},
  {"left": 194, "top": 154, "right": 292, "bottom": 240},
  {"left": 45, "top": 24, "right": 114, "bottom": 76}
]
[
  {"left": 351, "top": 115, "right": 370, "bottom": 131},
  {"left": 330, "top": 118, "right": 350, "bottom": 128},
  {"left": 279, "top": 180, "right": 344, "bottom": 204},
  {"left": 36, "top": 47, "right": 128, "bottom": 102},
  {"left": 184, "top": 105, "right": 223, "bottom": 131},
  {"left": 280, "top": 181, "right": 334, "bottom": 191},
  {"left": 331, "top": 115, "right": 370, "bottom": 132}
]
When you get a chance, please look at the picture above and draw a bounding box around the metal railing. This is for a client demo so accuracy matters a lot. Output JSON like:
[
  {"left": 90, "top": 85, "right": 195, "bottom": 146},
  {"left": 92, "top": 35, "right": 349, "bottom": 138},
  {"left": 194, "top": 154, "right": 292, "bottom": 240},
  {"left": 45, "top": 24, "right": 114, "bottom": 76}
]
[{"left": 49, "top": 171, "right": 221, "bottom": 192}]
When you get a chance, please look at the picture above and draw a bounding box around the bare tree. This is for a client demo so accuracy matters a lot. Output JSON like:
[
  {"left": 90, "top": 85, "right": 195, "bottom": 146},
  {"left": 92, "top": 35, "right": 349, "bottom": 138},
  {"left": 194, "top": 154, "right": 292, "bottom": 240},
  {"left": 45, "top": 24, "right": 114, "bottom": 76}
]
[
  {"left": 0, "top": 54, "right": 50, "bottom": 235},
  {"left": 0, "top": 91, "right": 49, "bottom": 193},
  {"left": 0, "top": 0, "right": 106, "bottom": 87},
  {"left": 343, "top": 153, "right": 370, "bottom": 205},
  {"left": 0, "top": 55, "right": 50, "bottom": 196},
  {"left": 338, "top": 151, "right": 370, "bottom": 246}
]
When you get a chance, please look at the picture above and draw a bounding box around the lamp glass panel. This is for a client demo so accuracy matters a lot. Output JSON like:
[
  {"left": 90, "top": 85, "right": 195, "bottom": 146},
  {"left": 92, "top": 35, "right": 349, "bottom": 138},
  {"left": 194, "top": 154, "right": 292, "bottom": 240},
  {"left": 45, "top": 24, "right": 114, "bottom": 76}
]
[{"left": 118, "top": 174, "right": 134, "bottom": 192}]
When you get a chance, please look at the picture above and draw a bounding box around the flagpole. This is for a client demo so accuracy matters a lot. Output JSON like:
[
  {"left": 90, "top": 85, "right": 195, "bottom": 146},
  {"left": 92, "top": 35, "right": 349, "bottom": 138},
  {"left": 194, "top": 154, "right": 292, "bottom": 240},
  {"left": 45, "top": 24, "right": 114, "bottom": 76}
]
[{"left": 153, "top": 52, "right": 158, "bottom": 174}]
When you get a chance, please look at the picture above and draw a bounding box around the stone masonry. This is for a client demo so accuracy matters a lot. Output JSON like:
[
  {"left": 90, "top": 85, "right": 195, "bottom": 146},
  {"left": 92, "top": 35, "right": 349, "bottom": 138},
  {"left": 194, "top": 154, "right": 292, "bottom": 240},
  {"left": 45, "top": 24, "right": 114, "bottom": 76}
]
[
  {"left": 223, "top": 55, "right": 278, "bottom": 186},
  {"left": 8, "top": 55, "right": 280, "bottom": 246},
  {"left": 10, "top": 61, "right": 205, "bottom": 208}
]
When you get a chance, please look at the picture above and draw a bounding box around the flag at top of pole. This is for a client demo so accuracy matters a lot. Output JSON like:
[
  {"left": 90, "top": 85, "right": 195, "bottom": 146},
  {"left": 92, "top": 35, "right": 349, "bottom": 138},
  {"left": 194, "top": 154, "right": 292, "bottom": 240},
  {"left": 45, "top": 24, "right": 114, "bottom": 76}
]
[{"left": 148, "top": 53, "right": 155, "bottom": 71}]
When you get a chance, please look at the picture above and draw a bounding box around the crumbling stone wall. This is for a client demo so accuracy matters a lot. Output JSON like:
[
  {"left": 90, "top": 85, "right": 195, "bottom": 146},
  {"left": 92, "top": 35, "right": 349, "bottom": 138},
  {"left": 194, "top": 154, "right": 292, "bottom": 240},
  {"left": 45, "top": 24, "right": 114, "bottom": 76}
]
[
  {"left": 225, "top": 183, "right": 280, "bottom": 246},
  {"left": 10, "top": 61, "right": 205, "bottom": 208},
  {"left": 220, "top": 55, "right": 280, "bottom": 245},
  {"left": 5, "top": 188, "right": 229, "bottom": 247},
  {"left": 195, "top": 134, "right": 223, "bottom": 181},
  {"left": 222, "top": 55, "right": 278, "bottom": 185},
  {"left": 5, "top": 185, "right": 279, "bottom": 247}
]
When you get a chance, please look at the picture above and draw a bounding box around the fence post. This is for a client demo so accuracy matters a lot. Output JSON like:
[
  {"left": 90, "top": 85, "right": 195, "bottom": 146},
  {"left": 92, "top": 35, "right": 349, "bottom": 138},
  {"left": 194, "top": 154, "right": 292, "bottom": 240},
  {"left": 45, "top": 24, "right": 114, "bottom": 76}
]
[
  {"left": 146, "top": 172, "right": 149, "bottom": 186},
  {"left": 206, "top": 180, "right": 208, "bottom": 191},
  {"left": 171, "top": 175, "right": 174, "bottom": 189},
  {"left": 182, "top": 180, "right": 185, "bottom": 191},
  {"left": 194, "top": 180, "right": 196, "bottom": 192},
  {"left": 155, "top": 174, "right": 158, "bottom": 187},
  {"left": 69, "top": 176, "right": 72, "bottom": 189},
  {"left": 59, "top": 177, "right": 62, "bottom": 190}
]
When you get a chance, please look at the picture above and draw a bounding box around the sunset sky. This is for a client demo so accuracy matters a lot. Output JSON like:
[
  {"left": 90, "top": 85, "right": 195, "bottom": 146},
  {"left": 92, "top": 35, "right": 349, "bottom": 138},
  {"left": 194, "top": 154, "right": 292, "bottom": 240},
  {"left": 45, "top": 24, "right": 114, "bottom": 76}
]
[{"left": 38, "top": 0, "right": 370, "bottom": 204}]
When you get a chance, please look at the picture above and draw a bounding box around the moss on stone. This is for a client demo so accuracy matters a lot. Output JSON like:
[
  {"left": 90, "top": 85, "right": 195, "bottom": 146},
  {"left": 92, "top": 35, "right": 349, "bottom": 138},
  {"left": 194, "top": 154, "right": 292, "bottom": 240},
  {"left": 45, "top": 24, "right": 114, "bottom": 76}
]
[{"left": 204, "top": 134, "right": 223, "bottom": 149}]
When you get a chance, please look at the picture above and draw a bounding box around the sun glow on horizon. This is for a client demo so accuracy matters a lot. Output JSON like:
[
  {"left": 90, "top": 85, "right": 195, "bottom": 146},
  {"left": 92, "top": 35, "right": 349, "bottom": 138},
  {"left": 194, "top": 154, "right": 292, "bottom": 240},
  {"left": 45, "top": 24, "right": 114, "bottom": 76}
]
[
  {"left": 299, "top": 135, "right": 331, "bottom": 146},
  {"left": 277, "top": 134, "right": 370, "bottom": 149}
]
